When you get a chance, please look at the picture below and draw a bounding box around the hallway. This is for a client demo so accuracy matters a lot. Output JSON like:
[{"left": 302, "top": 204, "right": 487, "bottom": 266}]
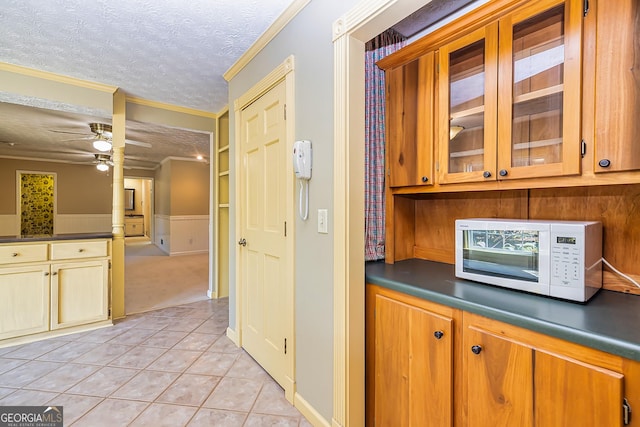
[
  {"left": 124, "top": 239, "right": 210, "bottom": 314},
  {"left": 0, "top": 298, "right": 310, "bottom": 426}
]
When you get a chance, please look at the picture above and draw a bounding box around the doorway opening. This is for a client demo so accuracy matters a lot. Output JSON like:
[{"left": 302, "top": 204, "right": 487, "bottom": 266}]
[{"left": 123, "top": 177, "right": 153, "bottom": 243}]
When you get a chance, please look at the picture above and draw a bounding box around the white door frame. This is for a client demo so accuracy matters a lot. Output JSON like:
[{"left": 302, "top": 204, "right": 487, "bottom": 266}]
[
  {"left": 332, "top": 1, "right": 432, "bottom": 425},
  {"left": 232, "top": 55, "right": 296, "bottom": 400}
]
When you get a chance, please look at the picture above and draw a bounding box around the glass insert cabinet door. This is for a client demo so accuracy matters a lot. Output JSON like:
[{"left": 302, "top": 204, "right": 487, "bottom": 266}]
[
  {"left": 497, "top": 0, "right": 582, "bottom": 179},
  {"left": 438, "top": 24, "right": 498, "bottom": 184}
]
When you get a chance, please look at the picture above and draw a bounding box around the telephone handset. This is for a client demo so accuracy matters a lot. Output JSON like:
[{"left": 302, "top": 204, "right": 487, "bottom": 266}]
[
  {"left": 293, "top": 140, "right": 312, "bottom": 220},
  {"left": 293, "top": 140, "right": 312, "bottom": 180}
]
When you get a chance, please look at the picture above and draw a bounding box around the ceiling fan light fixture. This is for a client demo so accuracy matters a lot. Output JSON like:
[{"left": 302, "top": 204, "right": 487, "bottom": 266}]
[
  {"left": 89, "top": 123, "right": 112, "bottom": 137},
  {"left": 93, "top": 138, "right": 112, "bottom": 152},
  {"left": 96, "top": 162, "right": 109, "bottom": 172},
  {"left": 94, "top": 153, "right": 113, "bottom": 171}
]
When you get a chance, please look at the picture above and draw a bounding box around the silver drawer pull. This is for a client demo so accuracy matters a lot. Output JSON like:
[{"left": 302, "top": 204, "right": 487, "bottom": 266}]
[{"left": 12, "top": 252, "right": 19, "bottom": 257}]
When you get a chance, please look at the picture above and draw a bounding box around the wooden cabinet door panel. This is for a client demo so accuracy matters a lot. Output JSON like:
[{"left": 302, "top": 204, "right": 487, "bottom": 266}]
[
  {"left": 375, "top": 294, "right": 410, "bottom": 426},
  {"left": 465, "top": 325, "right": 534, "bottom": 427},
  {"left": 387, "top": 53, "right": 435, "bottom": 187},
  {"left": 409, "top": 302, "right": 453, "bottom": 426},
  {"left": 374, "top": 294, "right": 453, "bottom": 427},
  {"left": 497, "top": 0, "right": 582, "bottom": 180},
  {"left": 593, "top": 0, "right": 640, "bottom": 173},
  {"left": 534, "top": 350, "right": 624, "bottom": 427},
  {"left": 438, "top": 24, "right": 498, "bottom": 184}
]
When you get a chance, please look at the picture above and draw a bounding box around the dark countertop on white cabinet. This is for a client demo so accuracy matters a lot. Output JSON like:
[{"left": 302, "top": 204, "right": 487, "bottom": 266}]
[{"left": 0, "top": 232, "right": 113, "bottom": 243}]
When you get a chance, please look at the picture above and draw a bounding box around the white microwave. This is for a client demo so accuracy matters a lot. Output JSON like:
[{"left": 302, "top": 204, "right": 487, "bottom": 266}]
[{"left": 455, "top": 219, "right": 603, "bottom": 302}]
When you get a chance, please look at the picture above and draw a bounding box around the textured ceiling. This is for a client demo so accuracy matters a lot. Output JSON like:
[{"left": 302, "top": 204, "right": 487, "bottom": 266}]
[
  {"left": 0, "top": 0, "right": 294, "bottom": 169},
  {"left": 1, "top": 0, "right": 294, "bottom": 113}
]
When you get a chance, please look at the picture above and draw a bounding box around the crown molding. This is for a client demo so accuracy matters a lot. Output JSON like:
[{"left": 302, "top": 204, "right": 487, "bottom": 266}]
[
  {"left": 223, "top": 0, "right": 310, "bottom": 82},
  {"left": 125, "top": 96, "right": 218, "bottom": 119},
  {"left": 0, "top": 62, "right": 118, "bottom": 93}
]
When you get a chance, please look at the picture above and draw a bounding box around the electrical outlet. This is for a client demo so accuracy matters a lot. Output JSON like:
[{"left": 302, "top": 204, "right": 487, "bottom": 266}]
[{"left": 318, "top": 209, "right": 328, "bottom": 234}]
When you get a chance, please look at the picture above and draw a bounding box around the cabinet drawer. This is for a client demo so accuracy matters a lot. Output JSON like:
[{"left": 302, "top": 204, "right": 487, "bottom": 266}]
[
  {"left": 50, "top": 240, "right": 108, "bottom": 260},
  {"left": 0, "top": 244, "right": 48, "bottom": 265}
]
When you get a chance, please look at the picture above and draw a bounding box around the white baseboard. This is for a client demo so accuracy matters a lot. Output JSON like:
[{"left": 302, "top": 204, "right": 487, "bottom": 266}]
[
  {"left": 226, "top": 327, "right": 239, "bottom": 346},
  {"left": 169, "top": 249, "right": 209, "bottom": 256},
  {"left": 295, "top": 392, "right": 331, "bottom": 427}
]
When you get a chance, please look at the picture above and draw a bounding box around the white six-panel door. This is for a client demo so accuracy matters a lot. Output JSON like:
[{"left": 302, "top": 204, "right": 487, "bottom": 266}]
[{"left": 239, "top": 79, "right": 288, "bottom": 388}]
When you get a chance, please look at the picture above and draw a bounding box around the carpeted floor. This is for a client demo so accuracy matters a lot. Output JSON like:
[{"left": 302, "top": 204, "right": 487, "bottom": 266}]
[{"left": 125, "top": 241, "right": 210, "bottom": 315}]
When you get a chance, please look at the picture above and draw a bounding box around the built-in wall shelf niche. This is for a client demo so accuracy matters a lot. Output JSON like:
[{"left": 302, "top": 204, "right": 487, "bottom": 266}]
[{"left": 387, "top": 184, "right": 640, "bottom": 295}]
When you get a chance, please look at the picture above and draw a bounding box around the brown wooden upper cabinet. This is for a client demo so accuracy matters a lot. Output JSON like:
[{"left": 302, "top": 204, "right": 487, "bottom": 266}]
[
  {"left": 593, "top": 0, "right": 640, "bottom": 173},
  {"left": 439, "top": 0, "right": 583, "bottom": 184},
  {"left": 386, "top": 52, "right": 435, "bottom": 187}
]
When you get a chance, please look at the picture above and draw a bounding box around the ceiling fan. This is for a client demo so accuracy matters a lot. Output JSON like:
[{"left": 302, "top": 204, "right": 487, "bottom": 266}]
[
  {"left": 93, "top": 153, "right": 113, "bottom": 171},
  {"left": 52, "top": 122, "right": 153, "bottom": 151},
  {"left": 91, "top": 153, "right": 135, "bottom": 171}
]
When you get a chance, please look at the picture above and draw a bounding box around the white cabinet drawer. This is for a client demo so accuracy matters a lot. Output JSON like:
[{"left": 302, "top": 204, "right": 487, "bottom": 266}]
[
  {"left": 50, "top": 240, "right": 108, "bottom": 260},
  {"left": 0, "top": 244, "right": 48, "bottom": 265}
]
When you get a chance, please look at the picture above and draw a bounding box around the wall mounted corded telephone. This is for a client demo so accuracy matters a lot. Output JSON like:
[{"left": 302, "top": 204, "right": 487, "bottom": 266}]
[{"left": 293, "top": 140, "right": 312, "bottom": 220}]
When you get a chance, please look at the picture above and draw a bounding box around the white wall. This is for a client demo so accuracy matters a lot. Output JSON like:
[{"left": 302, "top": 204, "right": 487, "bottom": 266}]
[
  {"left": 227, "top": 0, "right": 359, "bottom": 420},
  {"left": 154, "top": 214, "right": 208, "bottom": 256}
]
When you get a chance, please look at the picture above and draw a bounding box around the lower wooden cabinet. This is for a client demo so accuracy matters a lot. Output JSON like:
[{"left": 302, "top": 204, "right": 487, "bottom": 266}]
[
  {"left": 465, "top": 313, "right": 626, "bottom": 427},
  {"left": 367, "top": 285, "right": 456, "bottom": 427},
  {"left": 366, "top": 284, "right": 639, "bottom": 427}
]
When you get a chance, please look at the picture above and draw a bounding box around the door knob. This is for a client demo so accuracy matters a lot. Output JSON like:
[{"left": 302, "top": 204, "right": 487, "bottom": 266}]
[
  {"left": 434, "top": 330, "right": 444, "bottom": 340},
  {"left": 471, "top": 345, "right": 483, "bottom": 355},
  {"left": 238, "top": 238, "right": 247, "bottom": 247}
]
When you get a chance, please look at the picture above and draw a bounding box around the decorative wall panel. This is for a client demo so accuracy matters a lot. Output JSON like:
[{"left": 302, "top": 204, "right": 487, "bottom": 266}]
[{"left": 20, "top": 173, "right": 54, "bottom": 236}]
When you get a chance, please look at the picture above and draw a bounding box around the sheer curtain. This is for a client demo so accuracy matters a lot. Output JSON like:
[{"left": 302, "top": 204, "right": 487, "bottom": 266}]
[{"left": 365, "top": 29, "right": 406, "bottom": 261}]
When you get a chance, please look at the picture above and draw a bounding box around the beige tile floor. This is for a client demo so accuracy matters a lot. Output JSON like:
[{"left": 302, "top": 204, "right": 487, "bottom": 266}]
[{"left": 0, "top": 298, "right": 311, "bottom": 427}]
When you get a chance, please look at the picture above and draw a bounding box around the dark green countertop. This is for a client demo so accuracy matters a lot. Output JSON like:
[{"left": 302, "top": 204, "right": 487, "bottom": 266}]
[
  {"left": 0, "top": 232, "right": 113, "bottom": 244},
  {"left": 366, "top": 258, "right": 640, "bottom": 361}
]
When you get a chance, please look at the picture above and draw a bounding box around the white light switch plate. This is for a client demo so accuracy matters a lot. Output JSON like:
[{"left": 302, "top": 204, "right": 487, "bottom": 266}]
[{"left": 318, "top": 209, "right": 328, "bottom": 234}]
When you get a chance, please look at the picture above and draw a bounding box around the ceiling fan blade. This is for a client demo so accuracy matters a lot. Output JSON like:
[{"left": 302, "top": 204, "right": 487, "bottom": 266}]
[
  {"left": 49, "top": 129, "right": 88, "bottom": 135},
  {"left": 125, "top": 139, "right": 152, "bottom": 148},
  {"left": 59, "top": 136, "right": 94, "bottom": 142}
]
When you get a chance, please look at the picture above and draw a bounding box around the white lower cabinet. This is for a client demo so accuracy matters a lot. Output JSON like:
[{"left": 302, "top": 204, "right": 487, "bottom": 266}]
[
  {"left": 50, "top": 259, "right": 109, "bottom": 330},
  {"left": 0, "top": 238, "right": 111, "bottom": 343},
  {"left": 0, "top": 264, "right": 50, "bottom": 340}
]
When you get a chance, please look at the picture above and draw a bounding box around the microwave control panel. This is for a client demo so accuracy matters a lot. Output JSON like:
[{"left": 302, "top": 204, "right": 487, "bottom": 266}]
[{"left": 550, "top": 232, "right": 583, "bottom": 287}]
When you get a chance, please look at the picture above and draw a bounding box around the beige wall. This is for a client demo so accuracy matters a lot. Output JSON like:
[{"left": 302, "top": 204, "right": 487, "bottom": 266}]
[
  {"left": 125, "top": 168, "right": 155, "bottom": 179},
  {"left": 0, "top": 158, "right": 112, "bottom": 214},
  {"left": 154, "top": 161, "right": 171, "bottom": 216},
  {"left": 170, "top": 160, "right": 210, "bottom": 215}
]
